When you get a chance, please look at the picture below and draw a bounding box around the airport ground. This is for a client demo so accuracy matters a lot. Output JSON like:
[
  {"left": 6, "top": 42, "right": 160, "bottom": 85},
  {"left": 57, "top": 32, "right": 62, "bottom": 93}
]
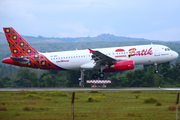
[
  {"left": 0, "top": 87, "right": 180, "bottom": 91},
  {"left": 0, "top": 88, "right": 180, "bottom": 120}
]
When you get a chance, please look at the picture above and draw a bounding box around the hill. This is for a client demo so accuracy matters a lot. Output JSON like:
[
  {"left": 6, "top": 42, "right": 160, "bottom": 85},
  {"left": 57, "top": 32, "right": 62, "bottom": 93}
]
[
  {"left": 0, "top": 32, "right": 180, "bottom": 62},
  {"left": 0, "top": 32, "right": 160, "bottom": 44}
]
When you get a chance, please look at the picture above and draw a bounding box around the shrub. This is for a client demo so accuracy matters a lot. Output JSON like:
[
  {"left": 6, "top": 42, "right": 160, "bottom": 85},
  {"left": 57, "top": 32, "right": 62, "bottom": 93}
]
[
  {"left": 53, "top": 100, "right": 59, "bottom": 103},
  {"left": 45, "top": 91, "right": 67, "bottom": 97},
  {"left": 46, "top": 97, "right": 52, "bottom": 100},
  {"left": 24, "top": 94, "right": 41, "bottom": 99},
  {"left": 156, "top": 101, "right": 162, "bottom": 106},
  {"left": 1, "top": 102, "right": 6, "bottom": 105},
  {"left": 127, "top": 113, "right": 141, "bottom": 117},
  {"left": 28, "top": 90, "right": 38, "bottom": 94},
  {"left": 144, "top": 97, "right": 157, "bottom": 103},
  {"left": 135, "top": 95, "right": 140, "bottom": 99},
  {"left": 39, "top": 107, "right": 49, "bottom": 111},
  {"left": 89, "top": 90, "right": 99, "bottom": 93},
  {"left": 18, "top": 90, "right": 38, "bottom": 95},
  {"left": 0, "top": 107, "right": 7, "bottom": 111},
  {"left": 87, "top": 96, "right": 100, "bottom": 102},
  {"left": 168, "top": 105, "right": 180, "bottom": 111},
  {"left": 39, "top": 91, "right": 47, "bottom": 95},
  {"left": 23, "top": 107, "right": 49, "bottom": 111},
  {"left": 15, "top": 113, "right": 20, "bottom": 116},
  {"left": 23, "top": 106, "right": 35, "bottom": 111}
]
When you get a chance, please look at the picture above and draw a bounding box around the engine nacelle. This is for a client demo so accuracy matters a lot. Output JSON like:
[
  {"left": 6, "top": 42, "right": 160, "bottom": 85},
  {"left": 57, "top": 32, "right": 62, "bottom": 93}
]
[{"left": 110, "top": 60, "right": 134, "bottom": 71}]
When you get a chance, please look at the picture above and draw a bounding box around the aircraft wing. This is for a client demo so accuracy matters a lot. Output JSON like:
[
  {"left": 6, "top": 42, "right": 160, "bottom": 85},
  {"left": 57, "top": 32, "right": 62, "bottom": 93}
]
[
  {"left": 88, "top": 48, "right": 132, "bottom": 69},
  {"left": 88, "top": 49, "right": 117, "bottom": 68}
]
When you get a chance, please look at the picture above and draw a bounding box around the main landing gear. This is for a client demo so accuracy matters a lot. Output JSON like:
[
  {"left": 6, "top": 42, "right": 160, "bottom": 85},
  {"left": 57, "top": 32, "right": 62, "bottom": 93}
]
[
  {"left": 154, "top": 63, "right": 159, "bottom": 73},
  {"left": 92, "top": 65, "right": 107, "bottom": 79},
  {"left": 92, "top": 66, "right": 106, "bottom": 79},
  {"left": 92, "top": 72, "right": 105, "bottom": 79}
]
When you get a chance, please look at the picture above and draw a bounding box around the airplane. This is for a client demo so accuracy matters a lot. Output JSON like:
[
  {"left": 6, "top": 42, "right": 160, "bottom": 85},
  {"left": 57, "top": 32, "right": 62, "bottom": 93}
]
[{"left": 2, "top": 27, "right": 179, "bottom": 79}]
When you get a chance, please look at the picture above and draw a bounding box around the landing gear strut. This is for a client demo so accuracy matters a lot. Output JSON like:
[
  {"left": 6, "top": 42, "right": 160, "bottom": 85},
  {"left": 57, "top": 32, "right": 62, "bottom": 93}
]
[
  {"left": 79, "top": 69, "right": 85, "bottom": 87},
  {"left": 154, "top": 63, "right": 158, "bottom": 73}
]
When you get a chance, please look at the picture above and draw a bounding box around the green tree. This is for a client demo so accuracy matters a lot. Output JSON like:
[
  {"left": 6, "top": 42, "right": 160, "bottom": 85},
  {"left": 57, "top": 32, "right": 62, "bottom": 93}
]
[
  {"left": 154, "top": 73, "right": 164, "bottom": 87},
  {"left": 43, "top": 75, "right": 52, "bottom": 87},
  {"left": 16, "top": 68, "right": 37, "bottom": 87},
  {"left": 144, "top": 66, "right": 155, "bottom": 87},
  {"left": 1, "top": 76, "right": 12, "bottom": 88}
]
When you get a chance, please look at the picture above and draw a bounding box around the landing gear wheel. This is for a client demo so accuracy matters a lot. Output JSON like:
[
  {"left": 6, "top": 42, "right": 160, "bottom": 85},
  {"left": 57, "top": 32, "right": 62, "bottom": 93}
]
[
  {"left": 99, "top": 73, "right": 105, "bottom": 78},
  {"left": 155, "top": 70, "right": 159, "bottom": 73},
  {"left": 92, "top": 74, "right": 98, "bottom": 79}
]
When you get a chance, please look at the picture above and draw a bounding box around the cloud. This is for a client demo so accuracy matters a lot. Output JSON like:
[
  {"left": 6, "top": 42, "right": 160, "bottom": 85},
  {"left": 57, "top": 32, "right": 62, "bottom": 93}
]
[
  {"left": 0, "top": 0, "right": 180, "bottom": 41},
  {"left": 129, "top": 28, "right": 180, "bottom": 41},
  {"left": 58, "top": 23, "right": 89, "bottom": 37}
]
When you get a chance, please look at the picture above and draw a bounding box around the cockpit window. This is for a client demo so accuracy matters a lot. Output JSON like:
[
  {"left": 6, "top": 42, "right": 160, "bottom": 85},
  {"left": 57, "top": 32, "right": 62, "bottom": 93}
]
[{"left": 165, "top": 48, "right": 171, "bottom": 51}]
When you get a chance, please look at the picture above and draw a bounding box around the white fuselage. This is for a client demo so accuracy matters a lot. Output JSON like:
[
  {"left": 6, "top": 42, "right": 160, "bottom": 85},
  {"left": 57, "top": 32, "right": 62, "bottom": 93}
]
[{"left": 41, "top": 44, "right": 178, "bottom": 70}]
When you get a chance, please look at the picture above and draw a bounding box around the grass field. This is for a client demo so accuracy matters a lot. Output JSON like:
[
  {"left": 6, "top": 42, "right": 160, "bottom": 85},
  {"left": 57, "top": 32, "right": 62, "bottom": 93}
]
[{"left": 0, "top": 90, "right": 180, "bottom": 120}]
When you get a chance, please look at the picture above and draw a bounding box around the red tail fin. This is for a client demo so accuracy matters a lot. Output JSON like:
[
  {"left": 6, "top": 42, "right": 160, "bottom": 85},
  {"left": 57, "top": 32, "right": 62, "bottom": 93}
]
[
  {"left": 3, "top": 27, "right": 39, "bottom": 58},
  {"left": 3, "top": 27, "right": 66, "bottom": 71}
]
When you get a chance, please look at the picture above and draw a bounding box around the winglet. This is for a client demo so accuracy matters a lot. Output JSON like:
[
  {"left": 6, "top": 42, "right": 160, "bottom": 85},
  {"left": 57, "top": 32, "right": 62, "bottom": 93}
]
[{"left": 88, "top": 48, "right": 93, "bottom": 53}]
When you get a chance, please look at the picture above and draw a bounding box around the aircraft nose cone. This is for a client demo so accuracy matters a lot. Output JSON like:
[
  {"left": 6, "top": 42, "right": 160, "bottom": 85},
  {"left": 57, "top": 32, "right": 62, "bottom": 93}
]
[
  {"left": 173, "top": 51, "right": 179, "bottom": 59},
  {"left": 175, "top": 52, "right": 179, "bottom": 58}
]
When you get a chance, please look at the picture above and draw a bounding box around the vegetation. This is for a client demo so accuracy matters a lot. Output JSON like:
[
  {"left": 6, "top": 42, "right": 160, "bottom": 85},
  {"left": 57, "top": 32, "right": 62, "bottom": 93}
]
[
  {"left": 0, "top": 61, "right": 180, "bottom": 88},
  {"left": 24, "top": 94, "right": 42, "bottom": 99},
  {"left": 168, "top": 105, "right": 180, "bottom": 111},
  {"left": 144, "top": 97, "right": 157, "bottom": 104},
  {"left": 156, "top": 101, "right": 162, "bottom": 106},
  {"left": 135, "top": 95, "right": 140, "bottom": 99},
  {"left": 87, "top": 96, "right": 100, "bottom": 102},
  {"left": 0, "top": 107, "right": 7, "bottom": 111},
  {"left": 44, "top": 90, "right": 67, "bottom": 97},
  {"left": 0, "top": 90, "right": 179, "bottom": 119},
  {"left": 1, "top": 35, "right": 180, "bottom": 88},
  {"left": 89, "top": 90, "right": 99, "bottom": 93}
]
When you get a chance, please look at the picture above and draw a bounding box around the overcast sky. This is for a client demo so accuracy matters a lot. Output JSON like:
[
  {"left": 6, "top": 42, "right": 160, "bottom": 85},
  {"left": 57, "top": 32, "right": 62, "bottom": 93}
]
[{"left": 0, "top": 0, "right": 180, "bottom": 41}]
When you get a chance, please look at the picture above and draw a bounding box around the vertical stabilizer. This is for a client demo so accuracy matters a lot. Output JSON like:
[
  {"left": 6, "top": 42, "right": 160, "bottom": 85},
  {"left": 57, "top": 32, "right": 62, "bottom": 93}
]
[{"left": 3, "top": 27, "right": 39, "bottom": 58}]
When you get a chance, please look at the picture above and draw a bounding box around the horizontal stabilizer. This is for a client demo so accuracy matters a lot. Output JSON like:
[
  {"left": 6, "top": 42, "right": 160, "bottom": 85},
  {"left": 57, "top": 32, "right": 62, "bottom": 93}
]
[{"left": 10, "top": 57, "right": 29, "bottom": 64}]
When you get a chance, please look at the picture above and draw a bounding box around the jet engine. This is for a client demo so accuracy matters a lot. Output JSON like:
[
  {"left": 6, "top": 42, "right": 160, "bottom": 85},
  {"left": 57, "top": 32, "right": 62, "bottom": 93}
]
[{"left": 110, "top": 60, "right": 134, "bottom": 71}]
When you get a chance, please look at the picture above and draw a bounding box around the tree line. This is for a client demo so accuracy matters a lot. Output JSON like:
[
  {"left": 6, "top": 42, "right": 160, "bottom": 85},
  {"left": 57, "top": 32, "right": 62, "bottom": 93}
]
[{"left": 0, "top": 61, "right": 180, "bottom": 88}]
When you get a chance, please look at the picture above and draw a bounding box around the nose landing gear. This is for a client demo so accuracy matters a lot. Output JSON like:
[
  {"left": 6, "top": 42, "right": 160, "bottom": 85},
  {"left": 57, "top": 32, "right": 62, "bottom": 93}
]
[{"left": 154, "top": 63, "right": 159, "bottom": 73}]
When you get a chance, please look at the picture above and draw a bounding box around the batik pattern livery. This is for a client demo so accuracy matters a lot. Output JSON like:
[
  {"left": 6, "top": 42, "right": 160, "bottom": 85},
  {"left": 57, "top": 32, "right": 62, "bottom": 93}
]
[{"left": 3, "top": 27, "right": 65, "bottom": 70}]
